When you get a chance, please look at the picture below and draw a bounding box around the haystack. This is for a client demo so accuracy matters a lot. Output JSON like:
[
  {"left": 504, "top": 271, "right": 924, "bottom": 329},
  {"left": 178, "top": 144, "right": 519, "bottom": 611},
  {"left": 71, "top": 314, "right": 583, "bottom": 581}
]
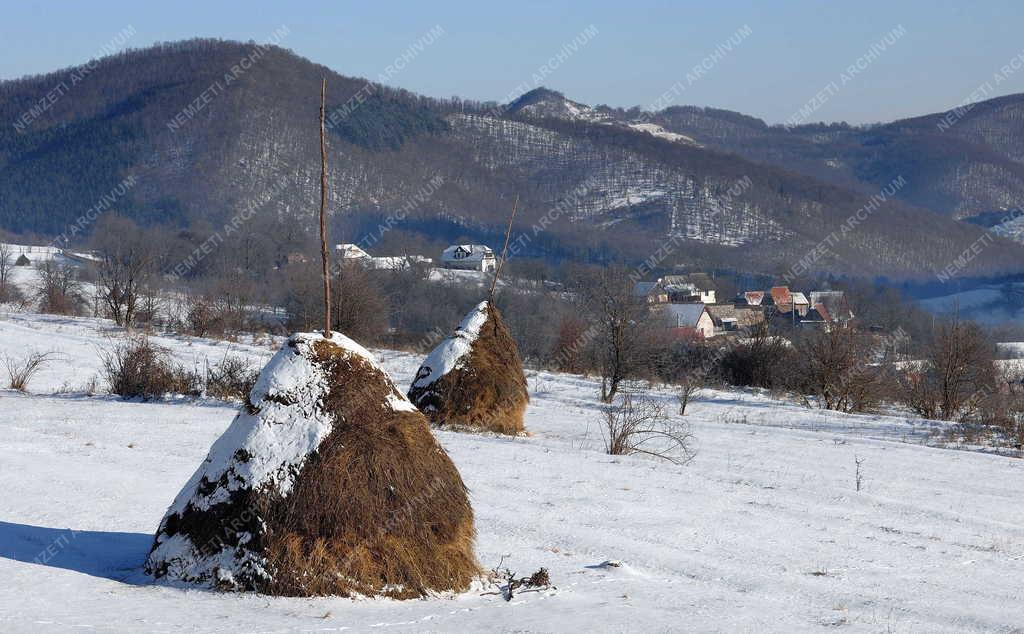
[
  {"left": 145, "top": 331, "right": 478, "bottom": 598},
  {"left": 407, "top": 301, "right": 528, "bottom": 435}
]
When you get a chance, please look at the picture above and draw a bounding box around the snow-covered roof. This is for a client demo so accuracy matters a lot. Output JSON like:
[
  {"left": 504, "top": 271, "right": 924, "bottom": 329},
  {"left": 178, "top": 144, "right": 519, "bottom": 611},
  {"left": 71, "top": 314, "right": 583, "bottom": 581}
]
[
  {"left": 336, "top": 243, "right": 370, "bottom": 259},
  {"left": 441, "top": 245, "right": 494, "bottom": 262},
  {"left": 790, "top": 292, "right": 809, "bottom": 305}
]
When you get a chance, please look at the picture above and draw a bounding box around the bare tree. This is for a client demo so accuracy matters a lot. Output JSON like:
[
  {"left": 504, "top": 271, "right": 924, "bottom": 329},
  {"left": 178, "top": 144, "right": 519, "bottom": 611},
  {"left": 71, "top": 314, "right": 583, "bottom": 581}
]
[
  {"left": 92, "top": 215, "right": 156, "bottom": 327},
  {"left": 900, "top": 317, "right": 997, "bottom": 420},
  {"left": 0, "top": 242, "right": 13, "bottom": 301},
  {"left": 601, "top": 385, "right": 695, "bottom": 464},
  {"left": 792, "top": 326, "right": 887, "bottom": 413},
  {"left": 331, "top": 261, "right": 389, "bottom": 343},
  {"left": 576, "top": 266, "right": 650, "bottom": 403},
  {"left": 34, "top": 259, "right": 83, "bottom": 315}
]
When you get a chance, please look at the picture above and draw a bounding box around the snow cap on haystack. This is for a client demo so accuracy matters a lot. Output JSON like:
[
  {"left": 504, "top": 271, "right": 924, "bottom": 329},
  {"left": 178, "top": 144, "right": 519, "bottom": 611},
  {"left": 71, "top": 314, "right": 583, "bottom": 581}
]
[
  {"left": 407, "top": 300, "right": 528, "bottom": 435},
  {"left": 145, "top": 331, "right": 478, "bottom": 598}
]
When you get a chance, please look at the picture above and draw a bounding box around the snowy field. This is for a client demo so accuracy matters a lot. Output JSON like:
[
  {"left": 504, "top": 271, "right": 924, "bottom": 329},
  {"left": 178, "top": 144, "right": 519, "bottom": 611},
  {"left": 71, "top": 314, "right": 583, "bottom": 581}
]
[{"left": 3, "top": 312, "right": 1024, "bottom": 632}]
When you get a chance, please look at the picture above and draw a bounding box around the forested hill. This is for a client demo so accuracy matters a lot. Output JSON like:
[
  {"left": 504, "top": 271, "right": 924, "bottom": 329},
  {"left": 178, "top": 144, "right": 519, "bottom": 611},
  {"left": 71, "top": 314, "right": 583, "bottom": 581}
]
[{"left": 1, "top": 38, "right": 1021, "bottom": 281}]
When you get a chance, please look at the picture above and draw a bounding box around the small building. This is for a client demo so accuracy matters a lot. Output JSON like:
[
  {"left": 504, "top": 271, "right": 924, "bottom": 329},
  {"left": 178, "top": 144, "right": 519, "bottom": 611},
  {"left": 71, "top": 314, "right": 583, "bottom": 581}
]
[
  {"left": 633, "top": 281, "right": 668, "bottom": 304},
  {"left": 798, "top": 304, "right": 831, "bottom": 329},
  {"left": 336, "top": 243, "right": 371, "bottom": 261},
  {"left": 790, "top": 292, "right": 810, "bottom": 316},
  {"left": 810, "top": 291, "right": 855, "bottom": 325},
  {"left": 663, "top": 303, "right": 715, "bottom": 340},
  {"left": 441, "top": 245, "right": 497, "bottom": 272},
  {"left": 707, "top": 304, "right": 740, "bottom": 332},
  {"left": 737, "top": 291, "right": 765, "bottom": 307},
  {"left": 659, "top": 274, "right": 717, "bottom": 304}
]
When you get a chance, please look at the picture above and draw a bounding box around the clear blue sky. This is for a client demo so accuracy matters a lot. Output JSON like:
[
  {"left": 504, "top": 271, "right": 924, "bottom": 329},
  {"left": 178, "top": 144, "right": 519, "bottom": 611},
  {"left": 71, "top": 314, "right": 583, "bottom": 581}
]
[{"left": 2, "top": 0, "right": 1022, "bottom": 125}]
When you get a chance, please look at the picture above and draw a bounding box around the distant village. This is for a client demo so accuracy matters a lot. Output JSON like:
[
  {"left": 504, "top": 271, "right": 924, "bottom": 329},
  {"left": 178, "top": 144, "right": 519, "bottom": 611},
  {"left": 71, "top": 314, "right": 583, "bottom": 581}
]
[
  {"left": 633, "top": 273, "right": 855, "bottom": 340},
  {"left": 328, "top": 241, "right": 854, "bottom": 341}
]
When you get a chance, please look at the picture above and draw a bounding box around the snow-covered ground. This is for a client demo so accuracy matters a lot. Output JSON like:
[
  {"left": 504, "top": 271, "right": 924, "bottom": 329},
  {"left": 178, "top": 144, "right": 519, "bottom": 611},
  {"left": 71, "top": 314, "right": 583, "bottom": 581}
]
[{"left": 3, "top": 312, "right": 1024, "bottom": 632}]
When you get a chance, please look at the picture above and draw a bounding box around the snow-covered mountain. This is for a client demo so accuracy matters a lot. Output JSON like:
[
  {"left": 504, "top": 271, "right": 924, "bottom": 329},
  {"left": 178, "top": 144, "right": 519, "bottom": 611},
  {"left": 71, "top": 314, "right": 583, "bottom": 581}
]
[{"left": 1, "top": 40, "right": 1021, "bottom": 280}]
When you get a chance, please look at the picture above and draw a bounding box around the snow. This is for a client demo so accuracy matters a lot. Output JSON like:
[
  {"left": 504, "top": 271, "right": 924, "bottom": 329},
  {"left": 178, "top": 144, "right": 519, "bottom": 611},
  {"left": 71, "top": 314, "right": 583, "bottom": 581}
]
[
  {"left": 410, "top": 301, "right": 489, "bottom": 390},
  {"left": 4, "top": 312, "right": 1024, "bottom": 631},
  {"left": 997, "top": 342, "right": 1024, "bottom": 359},
  {"left": 627, "top": 122, "right": 697, "bottom": 145}
]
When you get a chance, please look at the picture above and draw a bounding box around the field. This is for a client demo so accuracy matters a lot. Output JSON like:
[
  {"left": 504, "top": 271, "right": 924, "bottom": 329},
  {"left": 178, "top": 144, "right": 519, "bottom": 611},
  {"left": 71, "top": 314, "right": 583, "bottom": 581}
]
[{"left": 2, "top": 312, "right": 1024, "bottom": 632}]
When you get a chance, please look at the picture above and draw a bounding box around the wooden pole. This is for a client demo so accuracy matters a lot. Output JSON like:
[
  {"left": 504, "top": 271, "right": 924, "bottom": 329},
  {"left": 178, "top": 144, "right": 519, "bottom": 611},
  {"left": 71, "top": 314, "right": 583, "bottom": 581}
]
[
  {"left": 488, "top": 194, "right": 519, "bottom": 302},
  {"left": 319, "top": 77, "right": 332, "bottom": 338}
]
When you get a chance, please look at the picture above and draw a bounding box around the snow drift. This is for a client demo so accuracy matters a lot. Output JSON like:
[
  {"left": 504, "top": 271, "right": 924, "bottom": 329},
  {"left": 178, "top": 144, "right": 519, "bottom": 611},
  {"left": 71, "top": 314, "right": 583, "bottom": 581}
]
[{"left": 145, "top": 331, "right": 478, "bottom": 597}]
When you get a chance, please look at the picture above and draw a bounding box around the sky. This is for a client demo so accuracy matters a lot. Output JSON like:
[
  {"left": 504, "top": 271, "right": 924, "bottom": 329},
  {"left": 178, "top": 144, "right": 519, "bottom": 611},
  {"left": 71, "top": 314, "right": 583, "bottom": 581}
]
[{"left": 2, "top": 0, "right": 1023, "bottom": 125}]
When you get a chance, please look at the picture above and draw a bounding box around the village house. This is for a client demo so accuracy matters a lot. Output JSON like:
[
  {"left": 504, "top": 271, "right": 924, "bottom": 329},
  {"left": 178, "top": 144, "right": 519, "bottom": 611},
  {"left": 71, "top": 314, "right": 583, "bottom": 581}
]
[
  {"left": 662, "top": 303, "right": 716, "bottom": 340},
  {"left": 706, "top": 304, "right": 740, "bottom": 333},
  {"left": 659, "top": 273, "right": 717, "bottom": 304},
  {"left": 633, "top": 281, "right": 668, "bottom": 304},
  {"left": 335, "top": 243, "right": 371, "bottom": 261},
  {"left": 441, "top": 244, "right": 497, "bottom": 272},
  {"left": 335, "top": 243, "right": 433, "bottom": 271},
  {"left": 809, "top": 290, "right": 855, "bottom": 325}
]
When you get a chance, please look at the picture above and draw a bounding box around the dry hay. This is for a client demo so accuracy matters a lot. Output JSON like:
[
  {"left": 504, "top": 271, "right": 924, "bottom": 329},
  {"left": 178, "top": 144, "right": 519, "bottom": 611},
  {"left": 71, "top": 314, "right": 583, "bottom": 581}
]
[
  {"left": 145, "top": 332, "right": 478, "bottom": 598},
  {"left": 408, "top": 301, "right": 528, "bottom": 435}
]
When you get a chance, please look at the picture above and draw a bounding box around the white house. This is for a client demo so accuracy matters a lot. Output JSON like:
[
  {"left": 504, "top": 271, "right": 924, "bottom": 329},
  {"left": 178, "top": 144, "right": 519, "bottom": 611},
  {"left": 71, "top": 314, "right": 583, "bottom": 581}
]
[
  {"left": 663, "top": 303, "right": 716, "bottom": 340},
  {"left": 441, "top": 244, "right": 497, "bottom": 272},
  {"left": 335, "top": 244, "right": 371, "bottom": 261}
]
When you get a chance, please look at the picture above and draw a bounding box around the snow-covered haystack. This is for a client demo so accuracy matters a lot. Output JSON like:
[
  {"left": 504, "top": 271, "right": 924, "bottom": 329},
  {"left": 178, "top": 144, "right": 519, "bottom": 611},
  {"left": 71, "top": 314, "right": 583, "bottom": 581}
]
[
  {"left": 145, "top": 331, "right": 478, "bottom": 598},
  {"left": 407, "top": 301, "right": 528, "bottom": 435}
]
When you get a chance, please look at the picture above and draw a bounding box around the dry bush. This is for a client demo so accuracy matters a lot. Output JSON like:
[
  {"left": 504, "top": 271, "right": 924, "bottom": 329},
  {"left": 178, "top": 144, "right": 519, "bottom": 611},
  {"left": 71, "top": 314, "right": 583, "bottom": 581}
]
[
  {"left": 205, "top": 355, "right": 259, "bottom": 401},
  {"left": 33, "top": 260, "right": 84, "bottom": 315},
  {"left": 185, "top": 296, "right": 228, "bottom": 338},
  {"left": 790, "top": 327, "right": 889, "bottom": 413},
  {"left": 898, "top": 319, "right": 997, "bottom": 421},
  {"left": 601, "top": 386, "right": 695, "bottom": 464},
  {"left": 718, "top": 321, "right": 794, "bottom": 389},
  {"left": 676, "top": 368, "right": 707, "bottom": 415},
  {"left": 101, "top": 337, "right": 200, "bottom": 400},
  {"left": 4, "top": 351, "right": 56, "bottom": 391}
]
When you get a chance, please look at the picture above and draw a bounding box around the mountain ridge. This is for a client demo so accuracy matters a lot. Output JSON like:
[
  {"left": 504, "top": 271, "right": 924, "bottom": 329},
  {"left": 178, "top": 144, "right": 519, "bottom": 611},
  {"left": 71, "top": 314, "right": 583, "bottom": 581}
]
[{"left": 1, "top": 39, "right": 1021, "bottom": 282}]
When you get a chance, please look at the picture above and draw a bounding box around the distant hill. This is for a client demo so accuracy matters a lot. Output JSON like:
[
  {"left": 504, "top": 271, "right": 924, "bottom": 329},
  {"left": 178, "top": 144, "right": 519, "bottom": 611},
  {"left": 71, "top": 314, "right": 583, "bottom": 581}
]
[{"left": 0, "top": 39, "right": 1021, "bottom": 281}]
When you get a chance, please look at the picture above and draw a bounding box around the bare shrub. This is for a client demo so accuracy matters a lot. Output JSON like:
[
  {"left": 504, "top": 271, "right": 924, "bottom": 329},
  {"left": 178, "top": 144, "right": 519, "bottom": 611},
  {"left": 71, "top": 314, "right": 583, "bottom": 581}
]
[
  {"left": 205, "top": 355, "right": 259, "bottom": 401},
  {"left": 4, "top": 351, "right": 56, "bottom": 391},
  {"left": 101, "top": 337, "right": 199, "bottom": 400},
  {"left": 677, "top": 368, "right": 707, "bottom": 415},
  {"left": 718, "top": 321, "right": 793, "bottom": 389},
  {"left": 790, "top": 327, "right": 888, "bottom": 413},
  {"left": 898, "top": 318, "right": 997, "bottom": 421},
  {"left": 34, "top": 260, "right": 84, "bottom": 315},
  {"left": 185, "top": 296, "right": 227, "bottom": 338},
  {"left": 601, "top": 386, "right": 694, "bottom": 464}
]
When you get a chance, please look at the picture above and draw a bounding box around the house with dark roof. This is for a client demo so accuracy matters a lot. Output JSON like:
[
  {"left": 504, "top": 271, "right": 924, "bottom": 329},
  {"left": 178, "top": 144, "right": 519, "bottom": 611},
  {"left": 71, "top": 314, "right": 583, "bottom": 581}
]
[
  {"left": 662, "top": 303, "right": 715, "bottom": 339},
  {"left": 441, "top": 244, "right": 497, "bottom": 272}
]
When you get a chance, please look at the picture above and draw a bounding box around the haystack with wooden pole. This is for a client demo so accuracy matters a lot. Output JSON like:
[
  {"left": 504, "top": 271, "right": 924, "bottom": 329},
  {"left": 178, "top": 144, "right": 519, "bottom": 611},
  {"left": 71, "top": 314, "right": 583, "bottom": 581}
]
[
  {"left": 145, "top": 79, "right": 478, "bottom": 597},
  {"left": 407, "top": 197, "right": 529, "bottom": 435}
]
